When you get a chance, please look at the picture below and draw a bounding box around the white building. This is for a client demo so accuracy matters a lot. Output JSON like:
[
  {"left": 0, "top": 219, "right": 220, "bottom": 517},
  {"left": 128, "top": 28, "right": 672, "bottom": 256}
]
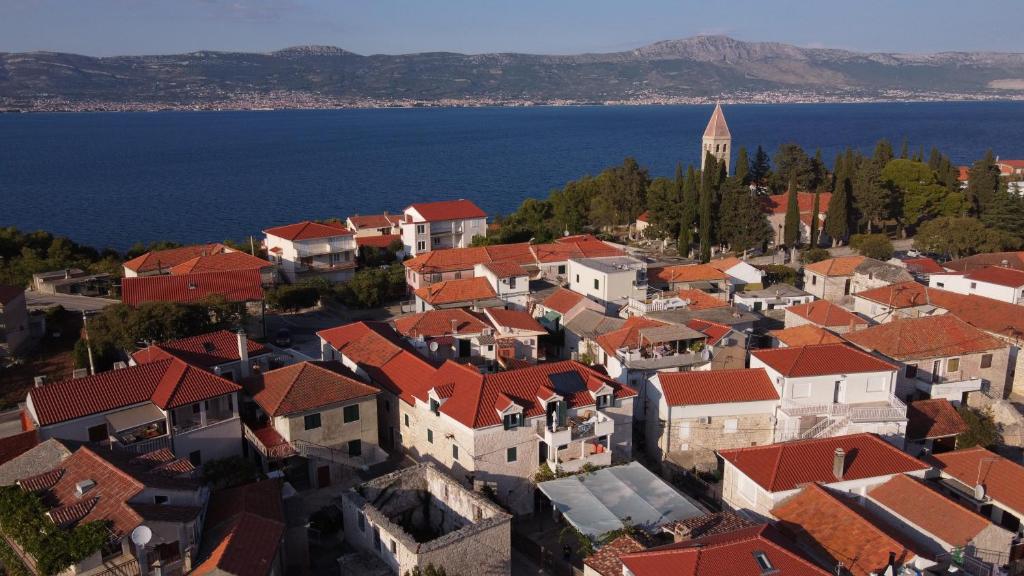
[
  {"left": 749, "top": 343, "right": 907, "bottom": 444},
  {"left": 400, "top": 199, "right": 488, "bottom": 257},
  {"left": 733, "top": 284, "right": 812, "bottom": 313},
  {"left": 595, "top": 316, "right": 711, "bottom": 391},
  {"left": 568, "top": 256, "right": 648, "bottom": 312},
  {"left": 264, "top": 220, "right": 357, "bottom": 283},
  {"left": 708, "top": 256, "right": 766, "bottom": 291},
  {"left": 929, "top": 266, "right": 1024, "bottom": 305},
  {"left": 474, "top": 261, "right": 531, "bottom": 310}
]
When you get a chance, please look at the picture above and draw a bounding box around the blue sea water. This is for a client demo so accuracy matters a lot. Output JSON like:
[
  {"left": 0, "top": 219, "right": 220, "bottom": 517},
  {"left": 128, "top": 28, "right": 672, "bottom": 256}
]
[{"left": 2, "top": 102, "right": 1024, "bottom": 251}]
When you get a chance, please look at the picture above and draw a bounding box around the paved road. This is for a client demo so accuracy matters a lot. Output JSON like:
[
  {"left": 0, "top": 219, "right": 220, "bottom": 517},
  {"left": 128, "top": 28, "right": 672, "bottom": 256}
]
[{"left": 24, "top": 291, "right": 119, "bottom": 312}]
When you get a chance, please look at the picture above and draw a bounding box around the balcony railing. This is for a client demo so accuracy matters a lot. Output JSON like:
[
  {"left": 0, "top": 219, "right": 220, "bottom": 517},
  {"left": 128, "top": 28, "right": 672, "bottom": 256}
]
[
  {"left": 617, "top": 349, "right": 705, "bottom": 370},
  {"left": 780, "top": 394, "right": 907, "bottom": 422},
  {"left": 113, "top": 434, "right": 171, "bottom": 455},
  {"left": 535, "top": 412, "right": 614, "bottom": 447},
  {"left": 243, "top": 422, "right": 298, "bottom": 460},
  {"left": 915, "top": 376, "right": 984, "bottom": 399},
  {"left": 430, "top": 224, "right": 464, "bottom": 236}
]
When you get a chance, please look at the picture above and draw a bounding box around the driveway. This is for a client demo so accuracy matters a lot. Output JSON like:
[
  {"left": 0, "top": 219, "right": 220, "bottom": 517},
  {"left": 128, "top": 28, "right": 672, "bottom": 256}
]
[{"left": 25, "top": 291, "right": 119, "bottom": 312}]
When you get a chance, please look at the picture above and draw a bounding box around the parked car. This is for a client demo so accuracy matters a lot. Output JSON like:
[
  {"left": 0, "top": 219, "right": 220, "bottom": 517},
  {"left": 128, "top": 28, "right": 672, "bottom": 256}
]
[{"left": 274, "top": 328, "right": 292, "bottom": 348}]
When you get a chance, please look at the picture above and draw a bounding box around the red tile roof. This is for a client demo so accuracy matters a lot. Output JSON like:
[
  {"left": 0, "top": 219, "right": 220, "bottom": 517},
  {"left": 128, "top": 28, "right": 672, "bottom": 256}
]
[
  {"left": 685, "top": 318, "right": 732, "bottom": 346},
  {"left": 407, "top": 199, "right": 486, "bottom": 222},
  {"left": 531, "top": 238, "right": 624, "bottom": 263},
  {"left": 636, "top": 211, "right": 650, "bottom": 223},
  {"left": 123, "top": 243, "right": 230, "bottom": 274},
  {"left": 901, "top": 257, "right": 945, "bottom": 275},
  {"left": 764, "top": 191, "right": 832, "bottom": 215},
  {"left": 786, "top": 300, "right": 868, "bottom": 329},
  {"left": 868, "top": 474, "right": 989, "bottom": 547},
  {"left": 752, "top": 343, "right": 895, "bottom": 377},
  {"left": 484, "top": 307, "right": 545, "bottom": 333},
  {"left": 404, "top": 243, "right": 534, "bottom": 274},
  {"left": 930, "top": 291, "right": 1024, "bottom": 344},
  {"left": 245, "top": 361, "right": 379, "bottom": 417},
  {"left": 169, "top": 251, "right": 272, "bottom": 275},
  {"left": 541, "top": 288, "right": 586, "bottom": 314},
  {"left": 853, "top": 281, "right": 946, "bottom": 309},
  {"left": 702, "top": 103, "right": 731, "bottom": 139},
  {"left": 263, "top": 220, "right": 351, "bottom": 241},
  {"left": 346, "top": 213, "right": 401, "bottom": 230},
  {"left": 769, "top": 325, "right": 845, "bottom": 347},
  {"left": 649, "top": 264, "right": 727, "bottom": 284},
  {"left": 29, "top": 358, "right": 240, "bottom": 426},
  {"left": 804, "top": 255, "right": 865, "bottom": 277},
  {"left": 584, "top": 535, "right": 647, "bottom": 576},
  {"left": 482, "top": 260, "right": 529, "bottom": 278},
  {"left": 620, "top": 524, "right": 830, "bottom": 576},
  {"left": 414, "top": 277, "right": 497, "bottom": 305},
  {"left": 664, "top": 511, "right": 757, "bottom": 540},
  {"left": 676, "top": 289, "right": 729, "bottom": 310},
  {"left": 932, "top": 447, "right": 1024, "bottom": 513},
  {"left": 719, "top": 433, "right": 928, "bottom": 492},
  {"left": 194, "top": 479, "right": 285, "bottom": 576},
  {"left": 844, "top": 314, "right": 1005, "bottom": 361},
  {"left": 906, "top": 399, "right": 967, "bottom": 441},
  {"left": 964, "top": 265, "right": 1024, "bottom": 287},
  {"left": 121, "top": 269, "right": 264, "bottom": 307},
  {"left": 432, "top": 359, "right": 635, "bottom": 429},
  {"left": 355, "top": 234, "right": 401, "bottom": 249},
  {"left": 596, "top": 316, "right": 668, "bottom": 356},
  {"left": 393, "top": 309, "right": 491, "bottom": 338},
  {"left": 0, "top": 285, "right": 24, "bottom": 306},
  {"left": 131, "top": 330, "right": 271, "bottom": 369},
  {"left": 772, "top": 484, "right": 921, "bottom": 576},
  {"left": 944, "top": 251, "right": 1024, "bottom": 273},
  {"left": 0, "top": 430, "right": 39, "bottom": 466},
  {"left": 658, "top": 368, "right": 778, "bottom": 406}
]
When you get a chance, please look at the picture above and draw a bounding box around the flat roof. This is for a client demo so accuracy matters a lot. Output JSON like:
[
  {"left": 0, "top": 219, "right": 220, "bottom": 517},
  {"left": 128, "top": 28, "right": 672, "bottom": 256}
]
[{"left": 571, "top": 256, "right": 646, "bottom": 274}]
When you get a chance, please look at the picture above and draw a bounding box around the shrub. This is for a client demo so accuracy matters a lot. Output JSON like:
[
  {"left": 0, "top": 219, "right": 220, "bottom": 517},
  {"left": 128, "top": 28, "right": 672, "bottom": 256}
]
[
  {"left": 0, "top": 486, "right": 108, "bottom": 575},
  {"left": 850, "top": 233, "right": 894, "bottom": 260},
  {"left": 957, "top": 406, "right": 1000, "bottom": 449},
  {"left": 265, "top": 284, "right": 320, "bottom": 312},
  {"left": 757, "top": 264, "right": 798, "bottom": 287},
  {"left": 801, "top": 247, "right": 831, "bottom": 264}
]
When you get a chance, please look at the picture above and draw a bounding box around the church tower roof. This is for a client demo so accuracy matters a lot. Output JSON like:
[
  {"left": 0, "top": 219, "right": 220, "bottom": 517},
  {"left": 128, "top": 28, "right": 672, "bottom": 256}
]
[{"left": 703, "top": 103, "right": 731, "bottom": 139}]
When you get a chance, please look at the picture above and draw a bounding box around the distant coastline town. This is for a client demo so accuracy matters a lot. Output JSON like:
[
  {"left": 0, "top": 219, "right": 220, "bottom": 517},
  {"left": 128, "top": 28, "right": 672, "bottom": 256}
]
[{"left": 6, "top": 104, "right": 1024, "bottom": 576}]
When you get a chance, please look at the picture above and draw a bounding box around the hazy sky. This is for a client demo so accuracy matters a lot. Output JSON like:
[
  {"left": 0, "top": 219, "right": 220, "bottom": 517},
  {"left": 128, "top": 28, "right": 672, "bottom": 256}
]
[{"left": 2, "top": 0, "right": 1019, "bottom": 56}]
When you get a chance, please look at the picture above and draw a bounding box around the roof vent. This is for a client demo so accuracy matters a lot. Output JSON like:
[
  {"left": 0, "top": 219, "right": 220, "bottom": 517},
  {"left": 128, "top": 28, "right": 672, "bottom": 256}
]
[
  {"left": 832, "top": 447, "right": 846, "bottom": 480},
  {"left": 33, "top": 375, "right": 48, "bottom": 387},
  {"left": 188, "top": 282, "right": 197, "bottom": 290},
  {"left": 75, "top": 479, "right": 96, "bottom": 498},
  {"left": 112, "top": 361, "right": 127, "bottom": 370}
]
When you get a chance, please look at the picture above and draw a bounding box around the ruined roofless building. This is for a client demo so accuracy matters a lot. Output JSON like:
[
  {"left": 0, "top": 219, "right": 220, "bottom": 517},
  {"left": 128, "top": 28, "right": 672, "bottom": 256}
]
[{"left": 702, "top": 103, "right": 731, "bottom": 174}]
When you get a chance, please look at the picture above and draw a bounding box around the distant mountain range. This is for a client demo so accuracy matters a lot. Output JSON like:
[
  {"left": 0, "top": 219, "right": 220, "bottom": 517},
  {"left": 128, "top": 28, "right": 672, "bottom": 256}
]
[{"left": 3, "top": 35, "right": 1024, "bottom": 111}]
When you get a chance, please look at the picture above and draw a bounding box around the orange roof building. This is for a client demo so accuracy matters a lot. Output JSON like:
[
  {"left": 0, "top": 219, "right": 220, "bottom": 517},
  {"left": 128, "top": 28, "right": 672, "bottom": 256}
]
[
  {"left": 769, "top": 324, "right": 845, "bottom": 347},
  {"left": 785, "top": 300, "right": 869, "bottom": 333},
  {"left": 413, "top": 277, "right": 499, "bottom": 309},
  {"left": 932, "top": 447, "right": 1024, "bottom": 522}
]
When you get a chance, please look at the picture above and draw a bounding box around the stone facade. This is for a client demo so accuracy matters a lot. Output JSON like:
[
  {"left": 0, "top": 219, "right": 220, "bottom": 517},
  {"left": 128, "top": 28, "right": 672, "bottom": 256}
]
[
  {"left": 340, "top": 463, "right": 511, "bottom": 576},
  {"left": 803, "top": 271, "right": 851, "bottom": 302}
]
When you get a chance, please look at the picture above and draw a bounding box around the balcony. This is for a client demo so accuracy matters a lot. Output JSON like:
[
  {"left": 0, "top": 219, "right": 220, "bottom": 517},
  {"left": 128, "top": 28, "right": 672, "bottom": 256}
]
[
  {"left": 616, "top": 348, "right": 705, "bottom": 371},
  {"left": 295, "top": 255, "right": 357, "bottom": 274},
  {"left": 106, "top": 404, "right": 171, "bottom": 455},
  {"left": 244, "top": 422, "right": 298, "bottom": 460},
  {"left": 535, "top": 411, "right": 614, "bottom": 448},
  {"left": 915, "top": 376, "right": 984, "bottom": 402},
  {"left": 557, "top": 444, "right": 612, "bottom": 473},
  {"left": 780, "top": 394, "right": 907, "bottom": 423},
  {"left": 430, "top": 223, "right": 464, "bottom": 236}
]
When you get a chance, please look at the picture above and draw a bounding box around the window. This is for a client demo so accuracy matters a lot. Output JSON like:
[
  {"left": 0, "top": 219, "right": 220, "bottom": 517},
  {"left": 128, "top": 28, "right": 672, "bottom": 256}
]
[
  {"left": 970, "top": 282, "right": 977, "bottom": 289},
  {"left": 503, "top": 413, "right": 522, "bottom": 430},
  {"left": 454, "top": 270, "right": 462, "bottom": 279},
  {"left": 374, "top": 527, "right": 381, "bottom": 552},
  {"left": 509, "top": 277, "right": 517, "bottom": 290},
  {"left": 416, "top": 224, "right": 425, "bottom": 234},
  {"left": 791, "top": 381, "right": 811, "bottom": 398},
  {"left": 153, "top": 495, "right": 168, "bottom": 505},
  {"left": 753, "top": 551, "right": 774, "bottom": 573},
  {"left": 404, "top": 414, "right": 410, "bottom": 427},
  {"left": 304, "top": 413, "right": 322, "bottom": 430},
  {"left": 429, "top": 399, "right": 440, "bottom": 415},
  {"left": 343, "top": 404, "right": 360, "bottom": 423},
  {"left": 452, "top": 444, "right": 459, "bottom": 460},
  {"left": 417, "top": 241, "right": 425, "bottom": 251},
  {"left": 981, "top": 354, "right": 993, "bottom": 369},
  {"left": 905, "top": 364, "right": 918, "bottom": 379},
  {"left": 87, "top": 424, "right": 108, "bottom": 443},
  {"left": 189, "top": 450, "right": 202, "bottom": 466},
  {"left": 558, "top": 265, "right": 566, "bottom": 275},
  {"left": 507, "top": 447, "right": 517, "bottom": 462},
  {"left": 936, "top": 282, "right": 945, "bottom": 288},
  {"left": 575, "top": 274, "right": 580, "bottom": 283},
  {"left": 348, "top": 439, "right": 361, "bottom": 457},
  {"left": 947, "top": 357, "right": 960, "bottom": 373},
  {"left": 487, "top": 345, "right": 494, "bottom": 352},
  {"left": 811, "top": 275, "right": 817, "bottom": 286},
  {"left": 390, "top": 540, "right": 397, "bottom": 554},
  {"left": 596, "top": 394, "right": 610, "bottom": 409},
  {"left": 357, "top": 512, "right": 365, "bottom": 532},
  {"left": 593, "top": 279, "right": 600, "bottom": 290},
  {"left": 427, "top": 429, "right": 434, "bottom": 443},
  {"left": 724, "top": 419, "right": 738, "bottom": 434}
]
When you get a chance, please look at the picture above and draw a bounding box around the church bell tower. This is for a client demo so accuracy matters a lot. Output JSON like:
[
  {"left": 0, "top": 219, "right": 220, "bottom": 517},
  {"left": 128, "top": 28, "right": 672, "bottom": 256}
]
[{"left": 701, "top": 103, "right": 731, "bottom": 174}]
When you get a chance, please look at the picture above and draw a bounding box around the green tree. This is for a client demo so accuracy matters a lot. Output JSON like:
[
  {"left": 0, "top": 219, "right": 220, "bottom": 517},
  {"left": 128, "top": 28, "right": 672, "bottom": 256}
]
[
  {"left": 850, "top": 233, "right": 894, "bottom": 260},
  {"left": 405, "top": 565, "right": 454, "bottom": 576},
  {"left": 645, "top": 177, "right": 681, "bottom": 239},
  {"left": 852, "top": 158, "right": 890, "bottom": 233},
  {"left": 825, "top": 153, "right": 852, "bottom": 246},
  {"left": 914, "top": 216, "right": 1021, "bottom": 259},
  {"left": 783, "top": 173, "right": 801, "bottom": 247},
  {"left": 873, "top": 139, "right": 894, "bottom": 165},
  {"left": 750, "top": 145, "right": 771, "bottom": 191},
  {"left": 802, "top": 247, "right": 831, "bottom": 264},
  {"left": 698, "top": 153, "right": 716, "bottom": 262},
  {"left": 734, "top": 147, "right": 750, "bottom": 185},
  {"left": 678, "top": 166, "right": 698, "bottom": 256},
  {"left": 772, "top": 143, "right": 814, "bottom": 193},
  {"left": 718, "top": 180, "right": 772, "bottom": 254},
  {"left": 881, "top": 159, "right": 960, "bottom": 235},
  {"left": 549, "top": 177, "right": 597, "bottom": 234},
  {"left": 589, "top": 157, "right": 650, "bottom": 227},
  {"left": 956, "top": 406, "right": 1000, "bottom": 449},
  {"left": 809, "top": 191, "right": 821, "bottom": 248}
]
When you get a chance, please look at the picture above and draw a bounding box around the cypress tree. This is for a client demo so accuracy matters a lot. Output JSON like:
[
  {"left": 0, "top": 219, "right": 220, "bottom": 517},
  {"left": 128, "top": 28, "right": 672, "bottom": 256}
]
[
  {"left": 751, "top": 145, "right": 771, "bottom": 190},
  {"left": 735, "top": 147, "right": 750, "bottom": 185},
  {"left": 678, "top": 166, "right": 698, "bottom": 256},
  {"left": 783, "top": 173, "right": 801, "bottom": 247},
  {"left": 928, "top": 147, "right": 941, "bottom": 171},
  {"left": 967, "top": 150, "right": 1001, "bottom": 217},
  {"left": 826, "top": 151, "right": 852, "bottom": 245},
  {"left": 699, "top": 153, "right": 716, "bottom": 262},
  {"left": 809, "top": 191, "right": 820, "bottom": 248},
  {"left": 899, "top": 138, "right": 909, "bottom": 159}
]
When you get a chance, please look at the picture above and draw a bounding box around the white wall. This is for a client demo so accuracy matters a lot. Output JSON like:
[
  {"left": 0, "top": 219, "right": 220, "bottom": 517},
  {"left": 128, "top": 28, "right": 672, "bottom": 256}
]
[{"left": 930, "top": 274, "right": 1024, "bottom": 305}]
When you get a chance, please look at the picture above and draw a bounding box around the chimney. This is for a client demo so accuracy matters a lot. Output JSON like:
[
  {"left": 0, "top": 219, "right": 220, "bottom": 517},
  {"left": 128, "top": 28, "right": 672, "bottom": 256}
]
[
  {"left": 832, "top": 447, "right": 846, "bottom": 481},
  {"left": 451, "top": 318, "right": 458, "bottom": 335},
  {"left": 64, "top": 268, "right": 71, "bottom": 279},
  {"left": 237, "top": 330, "right": 250, "bottom": 378}
]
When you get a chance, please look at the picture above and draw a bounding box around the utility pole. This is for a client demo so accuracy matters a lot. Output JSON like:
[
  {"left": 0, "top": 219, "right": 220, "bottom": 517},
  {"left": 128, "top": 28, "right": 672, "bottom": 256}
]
[{"left": 81, "top": 310, "right": 96, "bottom": 376}]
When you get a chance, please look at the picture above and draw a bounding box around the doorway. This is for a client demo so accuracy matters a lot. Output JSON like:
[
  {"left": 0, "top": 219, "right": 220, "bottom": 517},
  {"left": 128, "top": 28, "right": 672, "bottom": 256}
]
[
  {"left": 317, "top": 465, "right": 331, "bottom": 488},
  {"left": 833, "top": 380, "right": 846, "bottom": 404}
]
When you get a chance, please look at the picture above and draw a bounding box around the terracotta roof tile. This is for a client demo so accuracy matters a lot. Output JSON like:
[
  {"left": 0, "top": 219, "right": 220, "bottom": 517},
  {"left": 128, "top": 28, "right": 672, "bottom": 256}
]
[
  {"left": 244, "top": 361, "right": 379, "bottom": 417},
  {"left": 541, "top": 288, "right": 586, "bottom": 314},
  {"left": 868, "top": 474, "right": 989, "bottom": 547},
  {"left": 905, "top": 399, "right": 967, "bottom": 441},
  {"left": 853, "top": 281, "right": 946, "bottom": 309},
  {"left": 131, "top": 330, "right": 271, "bottom": 369},
  {"left": 676, "top": 289, "right": 729, "bottom": 310},
  {"left": 595, "top": 316, "right": 668, "bottom": 356},
  {"left": 263, "top": 220, "right": 351, "bottom": 241},
  {"left": 121, "top": 269, "right": 264, "bottom": 307},
  {"left": 804, "top": 255, "right": 866, "bottom": 277},
  {"left": 414, "top": 277, "right": 497, "bottom": 305},
  {"left": 620, "top": 524, "right": 829, "bottom": 576},
  {"left": 719, "top": 433, "right": 928, "bottom": 492},
  {"left": 664, "top": 511, "right": 757, "bottom": 540},
  {"left": 195, "top": 479, "right": 285, "bottom": 576},
  {"left": 583, "top": 535, "right": 647, "bottom": 576},
  {"left": 407, "top": 199, "right": 486, "bottom": 222},
  {"left": 169, "top": 251, "right": 272, "bottom": 275},
  {"left": 786, "top": 300, "right": 868, "bottom": 329},
  {"left": 763, "top": 191, "right": 832, "bottom": 216},
  {"left": 0, "top": 430, "right": 39, "bottom": 466},
  {"left": 123, "top": 243, "right": 229, "bottom": 274},
  {"left": 531, "top": 238, "right": 624, "bottom": 263},
  {"left": 658, "top": 368, "right": 777, "bottom": 406},
  {"left": 355, "top": 234, "right": 401, "bottom": 249},
  {"left": 751, "top": 343, "right": 895, "bottom": 377},
  {"left": 636, "top": 211, "right": 650, "bottom": 223},
  {"left": 931, "top": 291, "right": 1024, "bottom": 343},
  {"left": 844, "top": 314, "right": 1005, "bottom": 361},
  {"left": 393, "top": 309, "right": 491, "bottom": 338},
  {"left": 482, "top": 260, "right": 529, "bottom": 278},
  {"left": 403, "top": 243, "right": 533, "bottom": 274},
  {"left": 769, "top": 325, "right": 845, "bottom": 347},
  {"left": 685, "top": 318, "right": 731, "bottom": 346},
  {"left": 484, "top": 308, "right": 546, "bottom": 333},
  {"left": 963, "top": 265, "right": 1024, "bottom": 287},
  {"left": 932, "top": 447, "right": 1024, "bottom": 514},
  {"left": 901, "top": 257, "right": 945, "bottom": 275},
  {"left": 649, "top": 264, "right": 727, "bottom": 284},
  {"left": 944, "top": 252, "right": 1024, "bottom": 273},
  {"left": 346, "top": 213, "right": 401, "bottom": 230},
  {"left": 773, "top": 484, "right": 921, "bottom": 576}
]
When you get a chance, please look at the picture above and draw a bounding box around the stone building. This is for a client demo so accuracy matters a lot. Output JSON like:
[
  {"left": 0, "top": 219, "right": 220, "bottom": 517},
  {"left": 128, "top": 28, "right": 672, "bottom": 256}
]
[
  {"left": 701, "top": 103, "right": 731, "bottom": 173},
  {"left": 340, "top": 463, "right": 512, "bottom": 576}
]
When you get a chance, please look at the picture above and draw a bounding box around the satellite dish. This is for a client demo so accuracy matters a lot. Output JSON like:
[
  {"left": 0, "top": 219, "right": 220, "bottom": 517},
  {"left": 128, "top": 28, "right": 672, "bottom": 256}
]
[
  {"left": 130, "top": 525, "right": 152, "bottom": 547},
  {"left": 429, "top": 341, "right": 439, "bottom": 352},
  {"left": 974, "top": 484, "right": 986, "bottom": 500}
]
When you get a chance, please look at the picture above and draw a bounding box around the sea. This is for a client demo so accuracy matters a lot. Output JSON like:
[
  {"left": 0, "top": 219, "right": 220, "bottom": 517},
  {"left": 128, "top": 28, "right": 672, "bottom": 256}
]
[{"left": 2, "top": 101, "right": 1024, "bottom": 251}]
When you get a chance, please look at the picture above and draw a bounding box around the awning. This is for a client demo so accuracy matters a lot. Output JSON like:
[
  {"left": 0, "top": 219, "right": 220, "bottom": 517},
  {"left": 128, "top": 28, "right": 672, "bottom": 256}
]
[
  {"left": 106, "top": 404, "right": 165, "bottom": 433},
  {"left": 537, "top": 462, "right": 704, "bottom": 538}
]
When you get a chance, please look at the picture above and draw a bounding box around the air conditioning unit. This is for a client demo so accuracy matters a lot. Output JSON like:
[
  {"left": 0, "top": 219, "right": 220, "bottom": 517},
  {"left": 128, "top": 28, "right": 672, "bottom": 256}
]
[{"left": 697, "top": 416, "right": 712, "bottom": 425}]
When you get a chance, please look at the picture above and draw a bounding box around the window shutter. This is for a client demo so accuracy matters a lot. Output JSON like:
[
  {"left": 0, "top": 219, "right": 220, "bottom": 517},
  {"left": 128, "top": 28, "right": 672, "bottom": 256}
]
[{"left": 557, "top": 400, "right": 567, "bottom": 427}]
